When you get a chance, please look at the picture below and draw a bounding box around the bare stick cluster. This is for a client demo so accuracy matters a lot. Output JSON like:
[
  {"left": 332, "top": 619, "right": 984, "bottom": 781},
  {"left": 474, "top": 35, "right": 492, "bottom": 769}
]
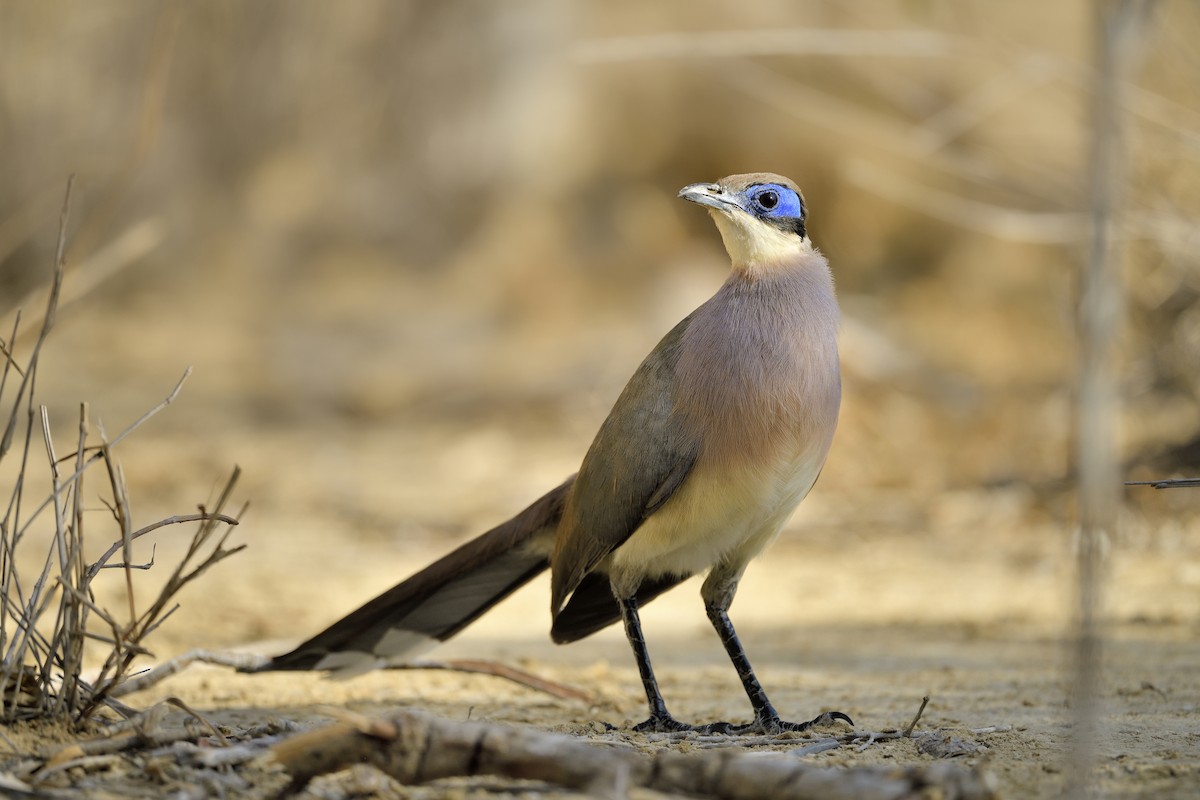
[{"left": 0, "top": 179, "right": 245, "bottom": 724}]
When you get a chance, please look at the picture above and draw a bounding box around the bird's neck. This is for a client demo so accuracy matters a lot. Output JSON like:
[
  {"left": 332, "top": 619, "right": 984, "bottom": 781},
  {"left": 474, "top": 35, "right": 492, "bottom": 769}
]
[
  {"left": 713, "top": 253, "right": 839, "bottom": 366},
  {"left": 711, "top": 212, "right": 814, "bottom": 278}
]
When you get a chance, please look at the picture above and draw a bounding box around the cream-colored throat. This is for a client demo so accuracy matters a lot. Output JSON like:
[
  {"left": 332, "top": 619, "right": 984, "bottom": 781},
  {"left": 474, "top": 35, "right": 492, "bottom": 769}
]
[{"left": 711, "top": 211, "right": 809, "bottom": 273}]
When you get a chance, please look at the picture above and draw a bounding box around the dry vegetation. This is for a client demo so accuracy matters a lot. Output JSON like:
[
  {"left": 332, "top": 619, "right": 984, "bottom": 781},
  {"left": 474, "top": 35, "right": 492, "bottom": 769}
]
[
  {"left": 0, "top": 183, "right": 248, "bottom": 775},
  {"left": 0, "top": 1, "right": 1198, "bottom": 797}
]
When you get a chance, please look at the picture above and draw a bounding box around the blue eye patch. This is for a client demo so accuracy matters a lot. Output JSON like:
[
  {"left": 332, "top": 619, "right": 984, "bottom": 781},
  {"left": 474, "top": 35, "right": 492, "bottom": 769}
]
[{"left": 745, "top": 184, "right": 804, "bottom": 219}]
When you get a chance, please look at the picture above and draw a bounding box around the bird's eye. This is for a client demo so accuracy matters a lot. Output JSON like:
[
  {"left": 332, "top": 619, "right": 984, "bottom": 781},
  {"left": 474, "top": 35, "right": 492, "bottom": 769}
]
[{"left": 746, "top": 183, "right": 803, "bottom": 222}]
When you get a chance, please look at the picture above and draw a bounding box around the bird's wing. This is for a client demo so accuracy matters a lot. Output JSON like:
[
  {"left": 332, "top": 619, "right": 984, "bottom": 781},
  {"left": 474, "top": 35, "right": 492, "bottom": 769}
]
[{"left": 549, "top": 314, "right": 701, "bottom": 615}]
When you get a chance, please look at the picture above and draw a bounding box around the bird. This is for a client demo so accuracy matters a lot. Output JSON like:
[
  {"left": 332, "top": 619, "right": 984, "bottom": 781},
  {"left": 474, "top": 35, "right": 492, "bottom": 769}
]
[{"left": 261, "top": 173, "right": 851, "bottom": 734}]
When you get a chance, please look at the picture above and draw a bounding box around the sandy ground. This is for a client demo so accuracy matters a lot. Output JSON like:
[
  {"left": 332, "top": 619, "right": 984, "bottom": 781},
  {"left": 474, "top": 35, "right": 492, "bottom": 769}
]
[{"left": 8, "top": 432, "right": 1198, "bottom": 797}]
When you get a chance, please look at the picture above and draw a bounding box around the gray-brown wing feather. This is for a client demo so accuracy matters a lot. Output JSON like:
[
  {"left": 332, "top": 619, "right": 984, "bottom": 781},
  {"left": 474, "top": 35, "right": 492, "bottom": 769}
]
[{"left": 550, "top": 315, "right": 701, "bottom": 615}]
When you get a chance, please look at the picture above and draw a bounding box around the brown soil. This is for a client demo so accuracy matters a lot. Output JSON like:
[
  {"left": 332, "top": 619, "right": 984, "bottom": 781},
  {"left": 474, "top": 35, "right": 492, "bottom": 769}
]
[{"left": 7, "top": 417, "right": 1198, "bottom": 797}]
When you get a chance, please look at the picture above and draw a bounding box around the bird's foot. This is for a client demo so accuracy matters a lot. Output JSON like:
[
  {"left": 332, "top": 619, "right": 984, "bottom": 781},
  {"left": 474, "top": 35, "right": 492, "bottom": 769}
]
[
  {"left": 699, "top": 710, "right": 855, "bottom": 735},
  {"left": 633, "top": 710, "right": 853, "bottom": 735},
  {"left": 632, "top": 713, "right": 695, "bottom": 733},
  {"left": 753, "top": 709, "right": 855, "bottom": 734}
]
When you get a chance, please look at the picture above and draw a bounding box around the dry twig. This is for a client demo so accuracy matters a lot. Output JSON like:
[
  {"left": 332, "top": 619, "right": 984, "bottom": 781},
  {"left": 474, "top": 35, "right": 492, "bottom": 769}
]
[
  {"left": 110, "top": 649, "right": 270, "bottom": 699},
  {"left": 109, "top": 649, "right": 588, "bottom": 705},
  {"left": 1070, "top": 2, "right": 1151, "bottom": 796},
  {"left": 35, "top": 698, "right": 234, "bottom": 776},
  {"left": 903, "top": 695, "right": 929, "bottom": 737},
  {"left": 1125, "top": 478, "right": 1200, "bottom": 489},
  {"left": 81, "top": 468, "right": 246, "bottom": 720},
  {"left": 265, "top": 708, "right": 999, "bottom": 800},
  {"left": 0, "top": 176, "right": 246, "bottom": 725},
  {"left": 397, "top": 658, "right": 592, "bottom": 702}
]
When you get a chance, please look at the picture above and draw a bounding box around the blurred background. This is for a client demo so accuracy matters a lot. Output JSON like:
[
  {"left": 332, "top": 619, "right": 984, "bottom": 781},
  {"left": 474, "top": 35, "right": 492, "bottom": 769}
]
[{"left": 1, "top": 1, "right": 1198, "bottom": 651}]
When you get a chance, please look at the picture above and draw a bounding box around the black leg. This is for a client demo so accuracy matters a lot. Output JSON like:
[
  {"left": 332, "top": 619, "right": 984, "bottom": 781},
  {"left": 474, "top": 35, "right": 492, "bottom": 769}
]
[
  {"left": 618, "top": 594, "right": 693, "bottom": 732},
  {"left": 705, "top": 603, "right": 854, "bottom": 734}
]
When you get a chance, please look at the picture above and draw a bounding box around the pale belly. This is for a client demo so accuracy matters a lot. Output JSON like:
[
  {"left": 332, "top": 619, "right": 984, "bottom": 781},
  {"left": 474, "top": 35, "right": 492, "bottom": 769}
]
[{"left": 607, "top": 445, "right": 827, "bottom": 592}]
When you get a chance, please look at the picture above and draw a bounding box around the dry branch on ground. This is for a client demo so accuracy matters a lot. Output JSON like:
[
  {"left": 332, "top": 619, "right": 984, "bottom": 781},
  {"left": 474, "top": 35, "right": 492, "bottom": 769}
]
[
  {"left": 265, "top": 708, "right": 999, "bottom": 800},
  {"left": 109, "top": 648, "right": 591, "bottom": 703},
  {"left": 16, "top": 698, "right": 1001, "bottom": 799}
]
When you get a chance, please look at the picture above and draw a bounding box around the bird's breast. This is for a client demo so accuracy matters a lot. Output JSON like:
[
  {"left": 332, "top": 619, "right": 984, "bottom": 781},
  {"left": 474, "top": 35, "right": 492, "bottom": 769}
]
[
  {"left": 673, "top": 264, "right": 841, "bottom": 472},
  {"left": 607, "top": 261, "right": 841, "bottom": 587}
]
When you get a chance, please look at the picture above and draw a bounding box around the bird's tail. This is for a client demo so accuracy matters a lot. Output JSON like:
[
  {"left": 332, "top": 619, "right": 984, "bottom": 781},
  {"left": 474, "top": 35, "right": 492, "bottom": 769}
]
[{"left": 261, "top": 477, "right": 574, "bottom": 677}]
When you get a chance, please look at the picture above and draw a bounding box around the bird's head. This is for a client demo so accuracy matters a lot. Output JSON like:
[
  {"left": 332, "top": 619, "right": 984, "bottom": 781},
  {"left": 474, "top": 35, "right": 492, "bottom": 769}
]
[{"left": 678, "top": 173, "right": 811, "bottom": 273}]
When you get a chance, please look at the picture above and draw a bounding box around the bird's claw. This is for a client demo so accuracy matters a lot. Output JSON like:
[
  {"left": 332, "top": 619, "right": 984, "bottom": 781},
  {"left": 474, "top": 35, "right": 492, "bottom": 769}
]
[
  {"left": 698, "top": 710, "right": 855, "bottom": 735},
  {"left": 816, "top": 710, "right": 856, "bottom": 728},
  {"left": 632, "top": 713, "right": 695, "bottom": 733},
  {"left": 754, "top": 709, "right": 855, "bottom": 734},
  {"left": 633, "top": 710, "right": 853, "bottom": 735}
]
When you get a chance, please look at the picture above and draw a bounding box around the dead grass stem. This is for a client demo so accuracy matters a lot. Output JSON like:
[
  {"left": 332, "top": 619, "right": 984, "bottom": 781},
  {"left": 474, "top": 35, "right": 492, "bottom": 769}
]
[{"left": 0, "top": 178, "right": 245, "bottom": 725}]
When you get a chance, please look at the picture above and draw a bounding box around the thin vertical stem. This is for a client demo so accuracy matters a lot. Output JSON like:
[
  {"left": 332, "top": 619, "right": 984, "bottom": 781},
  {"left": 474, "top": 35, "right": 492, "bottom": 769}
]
[{"left": 1070, "top": 1, "right": 1152, "bottom": 796}]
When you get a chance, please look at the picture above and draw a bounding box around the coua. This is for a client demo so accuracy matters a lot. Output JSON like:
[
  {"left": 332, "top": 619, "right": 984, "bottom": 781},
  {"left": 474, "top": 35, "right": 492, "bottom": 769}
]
[{"left": 263, "top": 174, "right": 851, "bottom": 733}]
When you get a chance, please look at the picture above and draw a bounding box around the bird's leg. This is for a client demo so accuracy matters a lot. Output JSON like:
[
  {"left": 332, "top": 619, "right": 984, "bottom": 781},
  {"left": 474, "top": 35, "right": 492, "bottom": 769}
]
[
  {"left": 617, "top": 594, "right": 693, "bottom": 733},
  {"left": 700, "top": 573, "right": 854, "bottom": 735}
]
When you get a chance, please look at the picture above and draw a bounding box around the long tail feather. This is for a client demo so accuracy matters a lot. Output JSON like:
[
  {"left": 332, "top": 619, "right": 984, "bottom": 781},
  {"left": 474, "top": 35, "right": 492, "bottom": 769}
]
[{"left": 263, "top": 477, "right": 573, "bottom": 676}]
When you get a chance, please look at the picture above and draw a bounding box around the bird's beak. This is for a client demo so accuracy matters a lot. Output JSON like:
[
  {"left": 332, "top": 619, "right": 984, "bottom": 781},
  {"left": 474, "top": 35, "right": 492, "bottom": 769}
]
[{"left": 678, "top": 182, "right": 741, "bottom": 214}]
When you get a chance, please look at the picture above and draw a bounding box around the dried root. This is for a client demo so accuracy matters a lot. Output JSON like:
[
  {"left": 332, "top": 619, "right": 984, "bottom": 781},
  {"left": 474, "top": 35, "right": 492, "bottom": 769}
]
[{"left": 266, "top": 708, "right": 1000, "bottom": 800}]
